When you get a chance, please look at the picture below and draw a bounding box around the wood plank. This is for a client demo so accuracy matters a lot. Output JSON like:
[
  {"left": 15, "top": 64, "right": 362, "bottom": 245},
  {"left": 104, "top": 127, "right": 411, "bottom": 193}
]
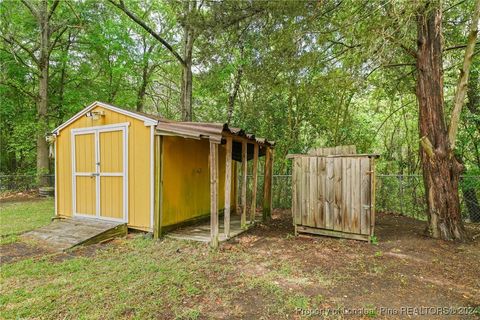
[
  {"left": 333, "top": 157, "right": 343, "bottom": 231},
  {"left": 317, "top": 157, "right": 325, "bottom": 228},
  {"left": 241, "top": 140, "right": 247, "bottom": 228},
  {"left": 307, "top": 145, "right": 357, "bottom": 156},
  {"left": 343, "top": 157, "right": 351, "bottom": 233},
  {"left": 308, "top": 157, "right": 317, "bottom": 227},
  {"left": 262, "top": 146, "right": 273, "bottom": 221},
  {"left": 287, "top": 153, "right": 379, "bottom": 159},
  {"left": 301, "top": 157, "right": 309, "bottom": 226},
  {"left": 23, "top": 219, "right": 127, "bottom": 251},
  {"left": 370, "top": 158, "right": 376, "bottom": 237},
  {"left": 360, "top": 157, "right": 371, "bottom": 235},
  {"left": 224, "top": 137, "right": 232, "bottom": 238},
  {"left": 209, "top": 141, "right": 219, "bottom": 248},
  {"left": 351, "top": 158, "right": 361, "bottom": 234},
  {"left": 167, "top": 215, "right": 252, "bottom": 243},
  {"left": 250, "top": 143, "right": 259, "bottom": 222},
  {"left": 296, "top": 225, "right": 370, "bottom": 242},
  {"left": 77, "top": 223, "right": 127, "bottom": 247},
  {"left": 325, "top": 157, "right": 334, "bottom": 229}
]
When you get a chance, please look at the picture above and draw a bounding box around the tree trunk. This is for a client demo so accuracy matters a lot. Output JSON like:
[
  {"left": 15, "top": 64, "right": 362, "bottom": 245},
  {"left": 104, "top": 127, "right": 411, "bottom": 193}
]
[
  {"left": 180, "top": 60, "right": 193, "bottom": 121},
  {"left": 136, "top": 65, "right": 149, "bottom": 112},
  {"left": 416, "top": 3, "right": 467, "bottom": 241},
  {"left": 37, "top": 0, "right": 50, "bottom": 187},
  {"left": 180, "top": 1, "right": 195, "bottom": 121},
  {"left": 227, "top": 66, "right": 243, "bottom": 124}
]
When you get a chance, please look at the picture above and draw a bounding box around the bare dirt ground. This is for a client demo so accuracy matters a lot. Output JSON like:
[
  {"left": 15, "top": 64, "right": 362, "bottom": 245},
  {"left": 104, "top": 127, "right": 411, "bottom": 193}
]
[
  {"left": 219, "top": 209, "right": 480, "bottom": 319},
  {"left": 1, "top": 209, "right": 479, "bottom": 319},
  {"left": 0, "top": 190, "right": 41, "bottom": 203}
]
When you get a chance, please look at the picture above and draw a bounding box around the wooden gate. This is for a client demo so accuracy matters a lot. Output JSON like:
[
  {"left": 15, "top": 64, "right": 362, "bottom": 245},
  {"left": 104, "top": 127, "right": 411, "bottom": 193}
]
[{"left": 289, "top": 147, "right": 377, "bottom": 242}]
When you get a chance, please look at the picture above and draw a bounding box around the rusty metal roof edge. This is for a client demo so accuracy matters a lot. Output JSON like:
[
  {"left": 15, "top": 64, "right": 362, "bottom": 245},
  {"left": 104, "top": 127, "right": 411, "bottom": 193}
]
[
  {"left": 156, "top": 120, "right": 274, "bottom": 147},
  {"left": 222, "top": 123, "right": 275, "bottom": 147}
]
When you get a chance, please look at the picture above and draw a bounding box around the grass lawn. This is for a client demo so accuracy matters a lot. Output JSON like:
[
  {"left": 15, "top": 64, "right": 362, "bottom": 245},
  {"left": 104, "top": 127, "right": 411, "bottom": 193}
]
[
  {"left": 1, "top": 201, "right": 479, "bottom": 319},
  {"left": 0, "top": 199, "right": 54, "bottom": 244}
]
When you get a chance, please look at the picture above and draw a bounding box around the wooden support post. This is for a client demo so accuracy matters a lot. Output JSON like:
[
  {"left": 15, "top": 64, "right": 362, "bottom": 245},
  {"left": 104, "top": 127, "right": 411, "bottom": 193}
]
[
  {"left": 370, "top": 157, "right": 376, "bottom": 240},
  {"left": 232, "top": 161, "right": 240, "bottom": 214},
  {"left": 209, "top": 141, "right": 219, "bottom": 249},
  {"left": 153, "top": 135, "right": 163, "bottom": 239},
  {"left": 241, "top": 140, "right": 248, "bottom": 229},
  {"left": 263, "top": 146, "right": 273, "bottom": 221},
  {"left": 224, "top": 137, "right": 232, "bottom": 238},
  {"left": 250, "top": 143, "right": 259, "bottom": 223}
]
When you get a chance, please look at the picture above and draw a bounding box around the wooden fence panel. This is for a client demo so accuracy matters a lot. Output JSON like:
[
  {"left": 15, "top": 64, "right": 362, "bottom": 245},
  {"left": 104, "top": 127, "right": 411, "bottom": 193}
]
[{"left": 291, "top": 154, "right": 374, "bottom": 242}]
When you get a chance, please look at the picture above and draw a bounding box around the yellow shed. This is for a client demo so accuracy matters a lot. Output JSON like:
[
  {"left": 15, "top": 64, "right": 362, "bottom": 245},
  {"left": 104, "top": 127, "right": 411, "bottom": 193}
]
[{"left": 52, "top": 101, "right": 274, "bottom": 247}]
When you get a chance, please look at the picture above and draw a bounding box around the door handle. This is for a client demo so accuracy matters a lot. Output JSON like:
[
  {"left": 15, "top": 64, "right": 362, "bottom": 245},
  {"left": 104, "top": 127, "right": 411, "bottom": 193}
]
[{"left": 91, "top": 173, "right": 100, "bottom": 177}]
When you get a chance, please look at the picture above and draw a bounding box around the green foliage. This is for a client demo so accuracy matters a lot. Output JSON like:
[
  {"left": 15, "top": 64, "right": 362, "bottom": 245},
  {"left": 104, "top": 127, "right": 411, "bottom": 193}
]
[{"left": 1, "top": 0, "right": 478, "bottom": 177}]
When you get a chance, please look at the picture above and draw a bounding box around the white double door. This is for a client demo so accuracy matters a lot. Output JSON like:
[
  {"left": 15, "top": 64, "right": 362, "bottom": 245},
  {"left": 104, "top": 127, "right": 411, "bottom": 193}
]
[{"left": 72, "top": 124, "right": 128, "bottom": 222}]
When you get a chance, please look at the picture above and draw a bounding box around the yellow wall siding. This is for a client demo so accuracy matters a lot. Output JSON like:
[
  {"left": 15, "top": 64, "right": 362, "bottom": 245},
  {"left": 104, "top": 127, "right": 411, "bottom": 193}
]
[
  {"left": 161, "top": 137, "right": 235, "bottom": 227},
  {"left": 56, "top": 105, "right": 152, "bottom": 231}
]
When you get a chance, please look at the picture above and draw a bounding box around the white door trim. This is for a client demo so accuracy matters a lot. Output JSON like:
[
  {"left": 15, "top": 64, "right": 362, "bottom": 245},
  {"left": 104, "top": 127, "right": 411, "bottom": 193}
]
[{"left": 71, "top": 123, "right": 129, "bottom": 223}]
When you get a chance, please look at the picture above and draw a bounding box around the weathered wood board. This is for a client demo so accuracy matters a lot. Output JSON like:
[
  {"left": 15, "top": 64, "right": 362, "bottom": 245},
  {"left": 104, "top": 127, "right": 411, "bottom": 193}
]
[
  {"left": 22, "top": 218, "right": 127, "bottom": 251},
  {"left": 291, "top": 151, "right": 376, "bottom": 242}
]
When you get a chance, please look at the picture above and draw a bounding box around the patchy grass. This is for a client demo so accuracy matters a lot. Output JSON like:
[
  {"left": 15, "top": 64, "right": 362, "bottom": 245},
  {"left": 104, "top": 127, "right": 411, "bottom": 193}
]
[
  {"left": 1, "top": 206, "right": 479, "bottom": 319},
  {"left": 0, "top": 199, "right": 54, "bottom": 244}
]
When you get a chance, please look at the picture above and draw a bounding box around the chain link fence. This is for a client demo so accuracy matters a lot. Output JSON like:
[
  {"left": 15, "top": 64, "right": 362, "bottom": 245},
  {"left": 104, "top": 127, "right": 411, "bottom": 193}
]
[
  {"left": 0, "top": 174, "right": 55, "bottom": 193},
  {"left": 376, "top": 175, "right": 480, "bottom": 222},
  {"left": 2, "top": 173, "right": 479, "bottom": 222},
  {"left": 245, "top": 174, "right": 479, "bottom": 222}
]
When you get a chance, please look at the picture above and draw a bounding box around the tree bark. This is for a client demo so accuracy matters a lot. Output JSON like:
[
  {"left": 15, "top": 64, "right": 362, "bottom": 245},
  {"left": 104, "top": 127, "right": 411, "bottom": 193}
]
[
  {"left": 227, "top": 66, "right": 243, "bottom": 124},
  {"left": 36, "top": 0, "right": 51, "bottom": 187},
  {"left": 180, "top": 0, "right": 195, "bottom": 121},
  {"left": 136, "top": 65, "right": 148, "bottom": 113},
  {"left": 416, "top": 2, "right": 467, "bottom": 241}
]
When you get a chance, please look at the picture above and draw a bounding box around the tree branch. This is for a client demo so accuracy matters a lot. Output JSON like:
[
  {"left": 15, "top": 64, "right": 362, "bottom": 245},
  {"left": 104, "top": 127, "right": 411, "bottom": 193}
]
[
  {"left": 448, "top": 0, "right": 480, "bottom": 149},
  {"left": 20, "top": 0, "right": 38, "bottom": 19},
  {"left": 0, "top": 80, "right": 38, "bottom": 100},
  {"left": 0, "top": 35, "right": 39, "bottom": 66},
  {"left": 444, "top": 41, "right": 480, "bottom": 51},
  {"left": 48, "top": 0, "right": 60, "bottom": 21},
  {"left": 0, "top": 47, "right": 38, "bottom": 73},
  {"left": 107, "top": 0, "right": 185, "bottom": 66},
  {"left": 49, "top": 26, "right": 69, "bottom": 54}
]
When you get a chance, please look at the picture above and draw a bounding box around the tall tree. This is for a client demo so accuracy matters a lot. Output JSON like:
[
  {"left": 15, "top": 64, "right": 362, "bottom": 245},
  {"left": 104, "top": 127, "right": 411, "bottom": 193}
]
[
  {"left": 107, "top": 0, "right": 195, "bottom": 120},
  {"left": 1, "top": 0, "right": 66, "bottom": 185},
  {"left": 416, "top": 0, "right": 479, "bottom": 240}
]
